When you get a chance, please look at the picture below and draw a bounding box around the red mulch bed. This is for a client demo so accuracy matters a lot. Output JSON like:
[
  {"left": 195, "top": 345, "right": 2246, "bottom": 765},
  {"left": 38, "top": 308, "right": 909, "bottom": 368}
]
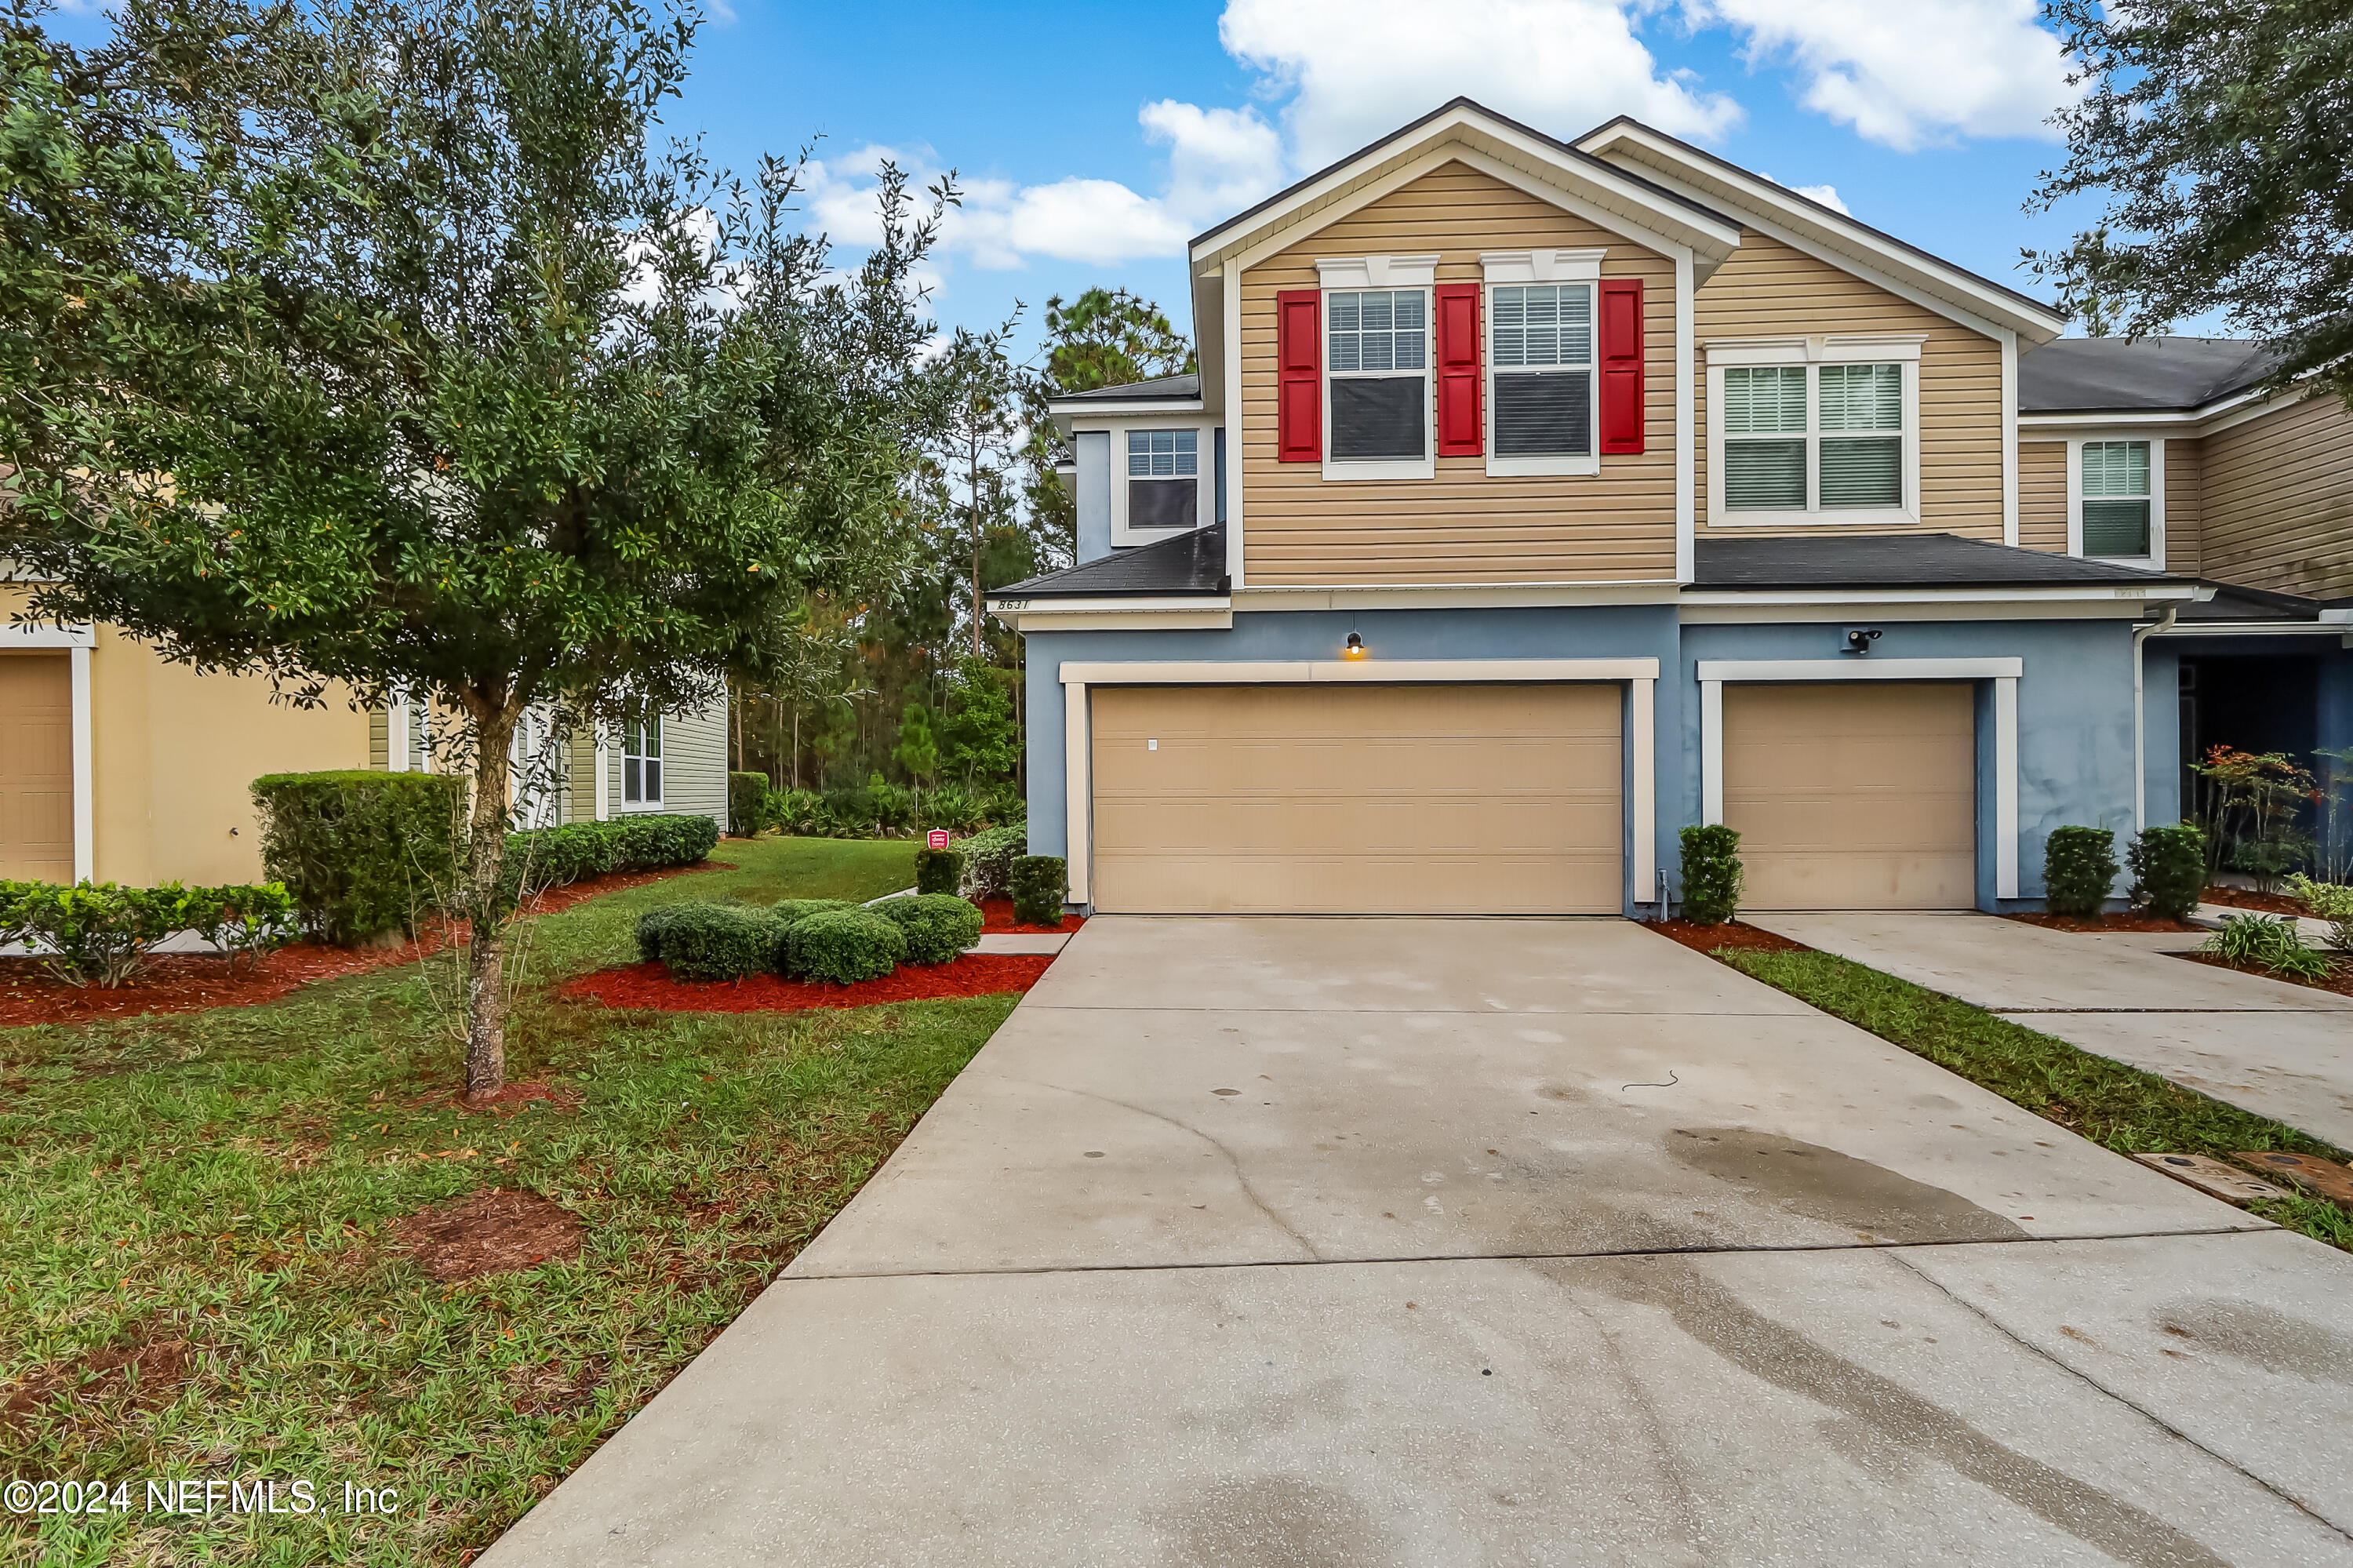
[
  {"left": 977, "top": 897, "right": 1085, "bottom": 934},
  {"left": 559, "top": 953, "right": 1056, "bottom": 1014},
  {"left": 1646, "top": 919, "right": 1810, "bottom": 955},
  {"left": 0, "top": 860, "right": 729, "bottom": 1027},
  {"left": 2179, "top": 951, "right": 2353, "bottom": 999},
  {"left": 2006, "top": 911, "right": 2202, "bottom": 934},
  {"left": 2199, "top": 885, "right": 2310, "bottom": 915}
]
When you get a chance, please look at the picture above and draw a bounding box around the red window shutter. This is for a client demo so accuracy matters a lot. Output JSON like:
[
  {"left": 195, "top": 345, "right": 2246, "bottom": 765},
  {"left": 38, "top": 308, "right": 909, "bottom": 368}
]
[
  {"left": 1275, "top": 289, "right": 1322, "bottom": 463},
  {"left": 1434, "top": 282, "right": 1482, "bottom": 457},
  {"left": 1598, "top": 278, "right": 1645, "bottom": 454}
]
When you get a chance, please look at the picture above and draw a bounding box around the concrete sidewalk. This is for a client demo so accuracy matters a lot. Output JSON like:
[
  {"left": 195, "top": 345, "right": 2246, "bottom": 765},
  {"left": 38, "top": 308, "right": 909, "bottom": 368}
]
[
  {"left": 1751, "top": 911, "right": 2353, "bottom": 1147},
  {"left": 486, "top": 917, "right": 2353, "bottom": 1566}
]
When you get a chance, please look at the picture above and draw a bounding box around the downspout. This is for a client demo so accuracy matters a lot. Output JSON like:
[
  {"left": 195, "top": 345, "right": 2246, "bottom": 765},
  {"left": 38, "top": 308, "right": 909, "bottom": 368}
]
[{"left": 2132, "top": 606, "right": 2178, "bottom": 831}]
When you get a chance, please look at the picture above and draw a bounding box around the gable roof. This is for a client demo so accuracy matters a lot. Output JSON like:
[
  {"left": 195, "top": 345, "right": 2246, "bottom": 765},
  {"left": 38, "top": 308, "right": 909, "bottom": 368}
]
[
  {"left": 2018, "top": 337, "right": 2277, "bottom": 414},
  {"left": 1573, "top": 117, "right": 2067, "bottom": 344}
]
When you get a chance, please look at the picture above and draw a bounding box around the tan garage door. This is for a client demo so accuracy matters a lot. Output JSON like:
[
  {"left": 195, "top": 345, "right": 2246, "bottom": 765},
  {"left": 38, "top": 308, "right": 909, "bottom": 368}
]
[
  {"left": 1089, "top": 683, "right": 1622, "bottom": 915},
  {"left": 0, "top": 653, "right": 74, "bottom": 881},
  {"left": 1723, "top": 682, "right": 1976, "bottom": 910}
]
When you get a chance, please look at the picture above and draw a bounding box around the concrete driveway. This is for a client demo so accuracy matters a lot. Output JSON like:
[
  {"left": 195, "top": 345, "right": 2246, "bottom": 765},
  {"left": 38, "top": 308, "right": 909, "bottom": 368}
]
[
  {"left": 487, "top": 917, "right": 2353, "bottom": 1566},
  {"left": 1751, "top": 912, "right": 2353, "bottom": 1148}
]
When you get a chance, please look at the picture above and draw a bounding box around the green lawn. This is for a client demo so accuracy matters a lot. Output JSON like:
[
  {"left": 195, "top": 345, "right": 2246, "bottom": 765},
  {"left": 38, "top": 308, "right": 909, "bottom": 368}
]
[
  {"left": 1718, "top": 947, "right": 2353, "bottom": 1252},
  {"left": 0, "top": 835, "right": 998, "bottom": 1566}
]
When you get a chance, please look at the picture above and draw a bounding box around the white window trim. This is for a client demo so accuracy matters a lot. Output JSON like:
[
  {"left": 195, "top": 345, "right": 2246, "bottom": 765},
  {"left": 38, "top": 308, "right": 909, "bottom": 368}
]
[
  {"left": 1695, "top": 657, "right": 2020, "bottom": 900},
  {"left": 1705, "top": 335, "right": 1925, "bottom": 527},
  {"left": 2066, "top": 434, "right": 2165, "bottom": 570},
  {"left": 1316, "top": 256, "right": 1438, "bottom": 482},
  {"left": 621, "top": 711, "right": 664, "bottom": 808},
  {"left": 1481, "top": 250, "right": 1607, "bottom": 479},
  {"left": 1056, "top": 657, "right": 1660, "bottom": 910},
  {"left": 1105, "top": 417, "right": 1209, "bottom": 545}
]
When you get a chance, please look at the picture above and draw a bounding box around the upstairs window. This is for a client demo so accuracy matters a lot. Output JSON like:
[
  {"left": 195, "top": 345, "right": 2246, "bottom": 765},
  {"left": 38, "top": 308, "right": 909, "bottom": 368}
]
[
  {"left": 2080, "top": 440, "right": 2151, "bottom": 557},
  {"left": 1715, "top": 353, "right": 1915, "bottom": 520},
  {"left": 623, "top": 714, "right": 662, "bottom": 805},
  {"left": 1722, "top": 366, "right": 1809, "bottom": 509},
  {"left": 1817, "top": 363, "right": 1904, "bottom": 508},
  {"left": 1326, "top": 289, "right": 1426, "bottom": 461},
  {"left": 1489, "top": 283, "right": 1592, "bottom": 457},
  {"left": 1126, "top": 428, "right": 1198, "bottom": 529}
]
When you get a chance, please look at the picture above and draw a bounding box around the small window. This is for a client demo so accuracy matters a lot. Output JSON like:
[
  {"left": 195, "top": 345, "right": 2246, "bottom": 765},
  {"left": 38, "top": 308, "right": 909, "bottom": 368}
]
[
  {"left": 1489, "top": 283, "right": 1592, "bottom": 457},
  {"left": 623, "top": 714, "right": 662, "bottom": 805},
  {"left": 1722, "top": 366, "right": 1809, "bottom": 510},
  {"left": 1326, "top": 289, "right": 1426, "bottom": 460},
  {"left": 2081, "top": 440, "right": 2151, "bottom": 556},
  {"left": 1126, "top": 429, "right": 1198, "bottom": 529}
]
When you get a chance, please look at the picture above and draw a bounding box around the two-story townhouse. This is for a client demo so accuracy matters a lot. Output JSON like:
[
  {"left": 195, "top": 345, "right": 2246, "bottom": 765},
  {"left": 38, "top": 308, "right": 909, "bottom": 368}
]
[{"left": 991, "top": 99, "right": 2348, "bottom": 919}]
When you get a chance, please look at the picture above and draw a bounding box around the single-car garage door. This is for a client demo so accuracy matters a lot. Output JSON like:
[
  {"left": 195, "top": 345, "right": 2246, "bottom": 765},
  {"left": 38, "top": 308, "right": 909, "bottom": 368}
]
[
  {"left": 1090, "top": 683, "right": 1622, "bottom": 915},
  {"left": 1723, "top": 682, "right": 1976, "bottom": 910},
  {"left": 0, "top": 653, "right": 74, "bottom": 882}
]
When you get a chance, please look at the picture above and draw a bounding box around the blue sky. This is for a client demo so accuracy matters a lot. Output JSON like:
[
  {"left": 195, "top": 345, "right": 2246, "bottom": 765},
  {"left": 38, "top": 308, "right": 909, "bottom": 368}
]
[{"left": 50, "top": 0, "right": 2135, "bottom": 355}]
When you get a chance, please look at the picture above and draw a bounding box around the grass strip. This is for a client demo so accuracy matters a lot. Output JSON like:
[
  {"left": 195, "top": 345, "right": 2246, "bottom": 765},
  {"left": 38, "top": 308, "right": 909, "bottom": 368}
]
[{"left": 1717, "top": 948, "right": 2353, "bottom": 1253}]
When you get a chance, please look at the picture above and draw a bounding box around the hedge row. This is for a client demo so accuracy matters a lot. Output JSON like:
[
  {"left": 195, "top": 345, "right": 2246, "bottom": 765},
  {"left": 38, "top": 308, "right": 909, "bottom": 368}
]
[
  {"left": 0, "top": 880, "right": 297, "bottom": 988},
  {"left": 501, "top": 813, "right": 720, "bottom": 900},
  {"left": 635, "top": 893, "right": 984, "bottom": 984}
]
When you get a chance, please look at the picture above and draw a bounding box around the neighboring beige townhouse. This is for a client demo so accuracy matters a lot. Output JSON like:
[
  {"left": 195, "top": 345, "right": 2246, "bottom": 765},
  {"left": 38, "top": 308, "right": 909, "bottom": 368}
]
[{"left": 995, "top": 100, "right": 2351, "bottom": 918}]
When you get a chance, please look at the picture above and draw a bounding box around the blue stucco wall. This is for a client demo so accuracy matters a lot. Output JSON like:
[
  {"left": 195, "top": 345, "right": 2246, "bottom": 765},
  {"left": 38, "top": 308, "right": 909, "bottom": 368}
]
[
  {"left": 2142, "top": 641, "right": 2184, "bottom": 830},
  {"left": 1074, "top": 430, "right": 1111, "bottom": 563}
]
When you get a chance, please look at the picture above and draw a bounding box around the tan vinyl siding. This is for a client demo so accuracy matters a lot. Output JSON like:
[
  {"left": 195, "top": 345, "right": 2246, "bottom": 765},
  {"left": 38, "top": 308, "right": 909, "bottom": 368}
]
[
  {"left": 2161, "top": 436, "right": 2201, "bottom": 574},
  {"left": 2017, "top": 440, "right": 2068, "bottom": 553},
  {"left": 1238, "top": 161, "right": 1678, "bottom": 585},
  {"left": 2202, "top": 395, "right": 2353, "bottom": 597},
  {"left": 1695, "top": 231, "right": 2003, "bottom": 538}
]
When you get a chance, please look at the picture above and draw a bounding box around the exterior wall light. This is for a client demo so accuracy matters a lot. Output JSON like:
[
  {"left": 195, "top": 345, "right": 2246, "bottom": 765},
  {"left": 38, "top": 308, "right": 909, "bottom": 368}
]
[{"left": 1344, "top": 631, "right": 1366, "bottom": 657}]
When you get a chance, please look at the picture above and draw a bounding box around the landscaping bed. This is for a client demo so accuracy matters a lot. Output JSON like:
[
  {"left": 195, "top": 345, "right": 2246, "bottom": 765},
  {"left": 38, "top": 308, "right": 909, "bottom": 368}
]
[
  {"left": 2005, "top": 911, "right": 2202, "bottom": 934},
  {"left": 2178, "top": 949, "right": 2353, "bottom": 999},
  {"left": 1646, "top": 918, "right": 1806, "bottom": 955},
  {"left": 977, "top": 897, "right": 1083, "bottom": 934},
  {"left": 561, "top": 952, "right": 1056, "bottom": 1013},
  {"left": 2198, "top": 884, "right": 2310, "bottom": 915}
]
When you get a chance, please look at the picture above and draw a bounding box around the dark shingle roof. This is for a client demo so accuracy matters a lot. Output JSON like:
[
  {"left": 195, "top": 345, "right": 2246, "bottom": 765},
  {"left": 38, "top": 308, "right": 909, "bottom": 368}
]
[
  {"left": 1692, "top": 533, "right": 2183, "bottom": 590},
  {"left": 2019, "top": 337, "right": 2276, "bottom": 413},
  {"left": 1048, "top": 373, "right": 1201, "bottom": 406},
  {"left": 2173, "top": 582, "right": 2326, "bottom": 623},
  {"left": 995, "top": 525, "right": 1227, "bottom": 599}
]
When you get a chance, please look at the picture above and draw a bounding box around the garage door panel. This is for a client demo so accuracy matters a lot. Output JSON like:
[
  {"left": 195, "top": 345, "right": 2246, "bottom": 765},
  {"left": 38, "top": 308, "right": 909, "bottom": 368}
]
[
  {"left": 0, "top": 654, "right": 74, "bottom": 882},
  {"left": 1724, "top": 683, "right": 1976, "bottom": 911},
  {"left": 1091, "top": 683, "right": 1621, "bottom": 915}
]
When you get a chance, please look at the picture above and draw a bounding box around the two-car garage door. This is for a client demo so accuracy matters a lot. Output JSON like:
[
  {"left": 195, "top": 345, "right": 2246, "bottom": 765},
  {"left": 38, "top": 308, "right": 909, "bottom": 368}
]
[{"left": 1089, "top": 683, "right": 1622, "bottom": 914}]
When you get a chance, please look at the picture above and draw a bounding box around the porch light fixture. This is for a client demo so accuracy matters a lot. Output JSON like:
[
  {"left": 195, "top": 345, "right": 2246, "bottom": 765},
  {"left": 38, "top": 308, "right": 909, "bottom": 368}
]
[{"left": 1344, "top": 631, "right": 1366, "bottom": 657}]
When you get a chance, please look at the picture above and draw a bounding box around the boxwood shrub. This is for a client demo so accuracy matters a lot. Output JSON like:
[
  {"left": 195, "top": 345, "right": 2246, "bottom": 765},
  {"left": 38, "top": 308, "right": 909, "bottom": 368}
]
[
  {"left": 915, "top": 846, "right": 962, "bottom": 895},
  {"left": 773, "top": 897, "right": 858, "bottom": 927},
  {"left": 876, "top": 893, "right": 984, "bottom": 966},
  {"left": 504, "top": 813, "right": 720, "bottom": 899},
  {"left": 647, "top": 902, "right": 780, "bottom": 981},
  {"left": 782, "top": 908, "right": 907, "bottom": 984},
  {"left": 252, "top": 770, "right": 464, "bottom": 944},
  {"left": 1010, "top": 856, "right": 1067, "bottom": 928},
  {"left": 2044, "top": 825, "right": 2118, "bottom": 919},
  {"left": 1678, "top": 824, "right": 1744, "bottom": 926},
  {"left": 2129, "top": 823, "right": 2207, "bottom": 921},
  {"left": 959, "top": 824, "right": 1027, "bottom": 899}
]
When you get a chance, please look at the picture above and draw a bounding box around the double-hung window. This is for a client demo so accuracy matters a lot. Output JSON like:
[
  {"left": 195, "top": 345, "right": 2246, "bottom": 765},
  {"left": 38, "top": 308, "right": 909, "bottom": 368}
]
[
  {"left": 1713, "top": 347, "right": 1917, "bottom": 520},
  {"left": 623, "top": 713, "right": 662, "bottom": 805},
  {"left": 1489, "top": 283, "right": 1592, "bottom": 458},
  {"left": 2079, "top": 440, "right": 2152, "bottom": 558},
  {"left": 1326, "top": 289, "right": 1427, "bottom": 462},
  {"left": 1125, "top": 428, "right": 1198, "bottom": 530}
]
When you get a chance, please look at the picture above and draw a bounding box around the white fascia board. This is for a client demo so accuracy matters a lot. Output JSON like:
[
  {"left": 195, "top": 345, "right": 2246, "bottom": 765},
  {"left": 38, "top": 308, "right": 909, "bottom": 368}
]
[
  {"left": 1579, "top": 122, "right": 2064, "bottom": 343},
  {"left": 1191, "top": 106, "right": 1740, "bottom": 275},
  {"left": 1055, "top": 401, "right": 1206, "bottom": 424},
  {"left": 2151, "top": 620, "right": 2349, "bottom": 638},
  {"left": 1060, "top": 657, "right": 1660, "bottom": 685},
  {"left": 1682, "top": 599, "right": 2155, "bottom": 624},
  {"left": 987, "top": 596, "right": 1231, "bottom": 617},
  {"left": 2021, "top": 384, "right": 2308, "bottom": 438},
  {"left": 1679, "top": 583, "right": 2202, "bottom": 607},
  {"left": 998, "top": 609, "right": 1235, "bottom": 634}
]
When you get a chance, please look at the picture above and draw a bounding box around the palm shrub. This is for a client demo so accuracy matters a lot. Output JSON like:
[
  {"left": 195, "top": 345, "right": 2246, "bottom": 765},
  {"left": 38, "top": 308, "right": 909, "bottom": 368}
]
[
  {"left": 1678, "top": 824, "right": 1744, "bottom": 926},
  {"left": 1011, "top": 856, "right": 1067, "bottom": 927},
  {"left": 2285, "top": 875, "right": 2353, "bottom": 954},
  {"left": 2202, "top": 912, "right": 2332, "bottom": 981},
  {"left": 782, "top": 908, "right": 906, "bottom": 984},
  {"left": 877, "top": 893, "right": 984, "bottom": 966},
  {"left": 915, "top": 846, "right": 962, "bottom": 895},
  {"left": 646, "top": 903, "right": 780, "bottom": 981},
  {"left": 2128, "top": 823, "right": 2207, "bottom": 921},
  {"left": 958, "top": 824, "right": 1027, "bottom": 899},
  {"left": 2043, "top": 826, "right": 2119, "bottom": 919}
]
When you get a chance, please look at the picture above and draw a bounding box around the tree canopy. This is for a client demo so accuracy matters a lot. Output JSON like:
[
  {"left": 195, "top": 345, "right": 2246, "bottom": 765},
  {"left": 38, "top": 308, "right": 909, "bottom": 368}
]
[{"left": 2034, "top": 0, "right": 2353, "bottom": 397}]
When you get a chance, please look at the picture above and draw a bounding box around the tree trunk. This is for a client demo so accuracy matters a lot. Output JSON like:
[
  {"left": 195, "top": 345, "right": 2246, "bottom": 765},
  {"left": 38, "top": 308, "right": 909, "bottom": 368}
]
[{"left": 462, "top": 692, "right": 522, "bottom": 1103}]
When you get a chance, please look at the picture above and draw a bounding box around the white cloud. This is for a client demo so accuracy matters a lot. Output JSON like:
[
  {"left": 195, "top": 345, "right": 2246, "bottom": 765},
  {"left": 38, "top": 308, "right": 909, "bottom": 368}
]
[
  {"left": 1695, "top": 0, "right": 2078, "bottom": 151},
  {"left": 1139, "top": 100, "right": 1286, "bottom": 224},
  {"left": 952, "top": 176, "right": 1194, "bottom": 269},
  {"left": 1760, "top": 173, "right": 1849, "bottom": 216},
  {"left": 1219, "top": 0, "right": 1742, "bottom": 168}
]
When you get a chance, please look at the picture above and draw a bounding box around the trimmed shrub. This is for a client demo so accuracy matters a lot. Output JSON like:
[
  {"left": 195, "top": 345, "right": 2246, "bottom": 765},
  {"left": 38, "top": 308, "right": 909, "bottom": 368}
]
[
  {"left": 252, "top": 770, "right": 464, "bottom": 944},
  {"left": 773, "top": 897, "right": 859, "bottom": 929},
  {"left": 2286, "top": 875, "right": 2353, "bottom": 954},
  {"left": 2129, "top": 823, "right": 2208, "bottom": 922},
  {"left": 1010, "top": 856, "right": 1067, "bottom": 927},
  {"left": 0, "top": 881, "right": 293, "bottom": 987},
  {"left": 958, "top": 824, "right": 1027, "bottom": 900},
  {"left": 729, "top": 772, "right": 771, "bottom": 836},
  {"left": 2202, "top": 912, "right": 2331, "bottom": 981},
  {"left": 783, "top": 908, "right": 906, "bottom": 984},
  {"left": 649, "top": 902, "right": 780, "bottom": 982},
  {"left": 877, "top": 893, "right": 984, "bottom": 966},
  {"left": 504, "top": 813, "right": 720, "bottom": 900},
  {"left": 634, "top": 903, "right": 693, "bottom": 963},
  {"left": 915, "top": 846, "right": 962, "bottom": 895},
  {"left": 2043, "top": 826, "right": 2119, "bottom": 919},
  {"left": 1678, "top": 824, "right": 1744, "bottom": 926},
  {"left": 171, "top": 882, "right": 300, "bottom": 976}
]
